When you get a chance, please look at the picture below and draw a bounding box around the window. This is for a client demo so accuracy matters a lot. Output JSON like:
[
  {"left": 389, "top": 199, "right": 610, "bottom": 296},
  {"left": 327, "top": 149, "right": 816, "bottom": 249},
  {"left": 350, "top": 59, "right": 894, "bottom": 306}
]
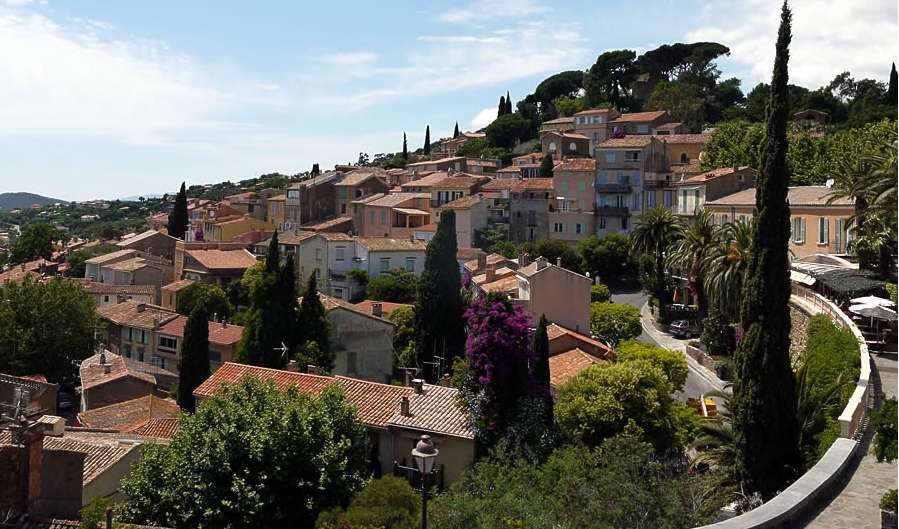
[
  {"left": 637, "top": 124, "right": 649, "bottom": 133},
  {"left": 355, "top": 188, "right": 363, "bottom": 198},
  {"left": 791, "top": 217, "right": 806, "bottom": 243},
  {"left": 159, "top": 336, "right": 178, "bottom": 351},
  {"left": 599, "top": 217, "right": 607, "bottom": 229},
  {"left": 624, "top": 151, "right": 640, "bottom": 162},
  {"left": 405, "top": 257, "right": 415, "bottom": 272},
  {"left": 598, "top": 172, "right": 606, "bottom": 184},
  {"left": 346, "top": 351, "right": 358, "bottom": 374},
  {"left": 333, "top": 287, "right": 345, "bottom": 300},
  {"left": 553, "top": 223, "right": 564, "bottom": 233},
  {"left": 380, "top": 258, "right": 390, "bottom": 273},
  {"left": 835, "top": 219, "right": 845, "bottom": 253},
  {"left": 680, "top": 152, "right": 689, "bottom": 163},
  {"left": 103, "top": 295, "right": 109, "bottom": 303},
  {"left": 720, "top": 214, "right": 728, "bottom": 225},
  {"left": 663, "top": 191, "right": 673, "bottom": 207},
  {"left": 209, "top": 350, "right": 221, "bottom": 362},
  {"left": 575, "top": 223, "right": 583, "bottom": 234},
  {"left": 560, "top": 181, "right": 569, "bottom": 192},
  {"left": 340, "top": 204, "right": 347, "bottom": 214},
  {"left": 578, "top": 180, "right": 586, "bottom": 192},
  {"left": 548, "top": 141, "right": 557, "bottom": 152},
  {"left": 287, "top": 190, "right": 300, "bottom": 199},
  {"left": 369, "top": 211, "right": 375, "bottom": 224},
  {"left": 315, "top": 247, "right": 322, "bottom": 261},
  {"left": 647, "top": 191, "right": 656, "bottom": 207},
  {"left": 151, "top": 356, "right": 166, "bottom": 370},
  {"left": 621, "top": 216, "right": 629, "bottom": 230},
  {"left": 569, "top": 142, "right": 577, "bottom": 152},
  {"left": 127, "top": 327, "right": 134, "bottom": 342},
  {"left": 335, "top": 247, "right": 345, "bottom": 261},
  {"left": 818, "top": 217, "right": 829, "bottom": 244},
  {"left": 123, "top": 345, "right": 131, "bottom": 358},
  {"left": 605, "top": 152, "right": 615, "bottom": 163},
  {"left": 137, "top": 349, "right": 144, "bottom": 362},
  {"left": 380, "top": 210, "right": 387, "bottom": 224}
]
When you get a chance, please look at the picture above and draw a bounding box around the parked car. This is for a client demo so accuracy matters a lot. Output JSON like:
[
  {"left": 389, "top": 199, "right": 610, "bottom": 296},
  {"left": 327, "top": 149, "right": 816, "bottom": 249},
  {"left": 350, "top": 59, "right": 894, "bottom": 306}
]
[{"left": 669, "top": 319, "right": 700, "bottom": 338}]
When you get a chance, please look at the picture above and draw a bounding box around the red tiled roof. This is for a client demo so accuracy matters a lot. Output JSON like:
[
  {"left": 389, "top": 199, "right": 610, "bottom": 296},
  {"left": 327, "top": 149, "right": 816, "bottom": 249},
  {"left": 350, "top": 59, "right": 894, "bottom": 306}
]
[
  {"left": 80, "top": 351, "right": 157, "bottom": 390},
  {"left": 611, "top": 110, "right": 668, "bottom": 123},
  {"left": 96, "top": 301, "right": 178, "bottom": 329},
  {"left": 482, "top": 178, "right": 554, "bottom": 192},
  {"left": 157, "top": 315, "right": 245, "bottom": 345},
  {"left": 76, "top": 280, "right": 156, "bottom": 297},
  {"left": 706, "top": 186, "right": 855, "bottom": 207},
  {"left": 130, "top": 417, "right": 180, "bottom": 439},
  {"left": 77, "top": 395, "right": 180, "bottom": 438},
  {"left": 440, "top": 194, "right": 484, "bottom": 209},
  {"left": 301, "top": 216, "right": 353, "bottom": 232},
  {"left": 193, "top": 362, "right": 473, "bottom": 438},
  {"left": 556, "top": 158, "right": 596, "bottom": 172},
  {"left": 547, "top": 323, "right": 615, "bottom": 360},
  {"left": 161, "top": 278, "right": 195, "bottom": 292},
  {"left": 598, "top": 136, "right": 655, "bottom": 148},
  {"left": 659, "top": 133, "right": 712, "bottom": 144},
  {"left": 353, "top": 300, "right": 412, "bottom": 317},
  {"left": 675, "top": 166, "right": 755, "bottom": 185},
  {"left": 185, "top": 249, "right": 257, "bottom": 271},
  {"left": 230, "top": 229, "right": 275, "bottom": 244},
  {"left": 549, "top": 347, "right": 604, "bottom": 388}
]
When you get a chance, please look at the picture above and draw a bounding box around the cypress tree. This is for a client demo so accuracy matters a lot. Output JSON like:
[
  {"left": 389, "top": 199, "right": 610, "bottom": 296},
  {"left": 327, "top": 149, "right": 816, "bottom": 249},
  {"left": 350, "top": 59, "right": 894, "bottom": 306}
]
[
  {"left": 498, "top": 95, "right": 506, "bottom": 117},
  {"left": 277, "top": 255, "right": 300, "bottom": 352},
  {"left": 237, "top": 272, "right": 283, "bottom": 368},
  {"left": 453, "top": 122, "right": 460, "bottom": 138},
  {"left": 415, "top": 210, "right": 465, "bottom": 381},
  {"left": 177, "top": 302, "right": 210, "bottom": 412},
  {"left": 505, "top": 91, "right": 513, "bottom": 114},
  {"left": 265, "top": 230, "right": 280, "bottom": 275},
  {"left": 423, "top": 126, "right": 431, "bottom": 155},
  {"left": 888, "top": 62, "right": 897, "bottom": 104},
  {"left": 167, "top": 182, "right": 189, "bottom": 240},
  {"left": 311, "top": 163, "right": 320, "bottom": 176},
  {"left": 297, "top": 273, "right": 333, "bottom": 370},
  {"left": 731, "top": 1, "right": 801, "bottom": 499},
  {"left": 538, "top": 154, "right": 554, "bottom": 177},
  {"left": 533, "top": 315, "right": 553, "bottom": 429},
  {"left": 402, "top": 132, "right": 408, "bottom": 159}
]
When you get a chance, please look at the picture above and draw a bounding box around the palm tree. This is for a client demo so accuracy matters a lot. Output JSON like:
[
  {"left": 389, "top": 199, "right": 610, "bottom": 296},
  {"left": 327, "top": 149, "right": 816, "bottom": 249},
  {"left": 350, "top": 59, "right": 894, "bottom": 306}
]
[
  {"left": 701, "top": 218, "right": 753, "bottom": 323},
  {"left": 631, "top": 206, "right": 684, "bottom": 305},
  {"left": 667, "top": 208, "right": 717, "bottom": 317}
]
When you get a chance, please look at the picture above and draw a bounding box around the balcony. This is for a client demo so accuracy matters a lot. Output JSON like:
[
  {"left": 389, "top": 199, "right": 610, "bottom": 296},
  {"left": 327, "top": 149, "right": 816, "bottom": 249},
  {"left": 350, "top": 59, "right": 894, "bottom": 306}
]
[
  {"left": 643, "top": 179, "right": 672, "bottom": 190},
  {"left": 595, "top": 182, "right": 632, "bottom": 194},
  {"left": 595, "top": 206, "right": 630, "bottom": 217}
]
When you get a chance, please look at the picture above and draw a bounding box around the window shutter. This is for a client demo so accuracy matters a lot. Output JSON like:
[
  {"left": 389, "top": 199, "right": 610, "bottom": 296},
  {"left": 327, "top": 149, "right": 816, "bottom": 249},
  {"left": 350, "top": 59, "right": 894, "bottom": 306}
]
[
  {"left": 823, "top": 218, "right": 829, "bottom": 244},
  {"left": 800, "top": 218, "right": 806, "bottom": 242}
]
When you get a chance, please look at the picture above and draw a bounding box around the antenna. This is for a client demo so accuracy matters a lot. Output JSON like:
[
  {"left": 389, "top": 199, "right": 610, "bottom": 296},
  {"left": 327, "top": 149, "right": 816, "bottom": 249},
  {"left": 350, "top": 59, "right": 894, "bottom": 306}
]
[{"left": 274, "top": 342, "right": 288, "bottom": 362}]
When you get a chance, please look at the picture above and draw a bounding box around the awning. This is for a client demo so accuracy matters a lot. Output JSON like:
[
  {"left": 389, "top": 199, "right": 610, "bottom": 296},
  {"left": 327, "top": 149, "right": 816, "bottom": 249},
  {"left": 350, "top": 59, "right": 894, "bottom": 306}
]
[
  {"left": 393, "top": 208, "right": 430, "bottom": 216},
  {"left": 790, "top": 270, "right": 816, "bottom": 286}
]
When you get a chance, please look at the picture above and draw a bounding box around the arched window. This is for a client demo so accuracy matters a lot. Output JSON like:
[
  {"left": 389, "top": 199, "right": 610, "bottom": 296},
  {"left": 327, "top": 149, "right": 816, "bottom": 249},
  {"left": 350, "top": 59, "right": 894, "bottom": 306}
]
[
  {"left": 548, "top": 141, "right": 557, "bottom": 152},
  {"left": 680, "top": 152, "right": 689, "bottom": 164},
  {"left": 569, "top": 142, "right": 577, "bottom": 152}
]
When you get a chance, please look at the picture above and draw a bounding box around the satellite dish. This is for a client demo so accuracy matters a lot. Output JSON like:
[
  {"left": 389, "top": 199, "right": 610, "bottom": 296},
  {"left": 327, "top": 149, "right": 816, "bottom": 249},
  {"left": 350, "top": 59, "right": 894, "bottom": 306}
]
[{"left": 825, "top": 178, "right": 835, "bottom": 188}]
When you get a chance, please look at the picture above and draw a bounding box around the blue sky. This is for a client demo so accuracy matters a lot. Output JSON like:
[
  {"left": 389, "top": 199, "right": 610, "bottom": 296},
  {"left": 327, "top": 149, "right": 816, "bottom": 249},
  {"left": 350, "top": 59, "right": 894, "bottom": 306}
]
[{"left": 0, "top": 0, "right": 894, "bottom": 201}]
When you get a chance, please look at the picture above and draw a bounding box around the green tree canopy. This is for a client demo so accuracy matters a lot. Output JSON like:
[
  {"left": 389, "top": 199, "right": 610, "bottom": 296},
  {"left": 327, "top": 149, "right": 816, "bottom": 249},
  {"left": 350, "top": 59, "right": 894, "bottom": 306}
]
[
  {"left": 297, "top": 273, "right": 333, "bottom": 370},
  {"left": 589, "top": 302, "right": 641, "bottom": 345},
  {"left": 577, "top": 232, "right": 635, "bottom": 281},
  {"left": 367, "top": 268, "right": 418, "bottom": 303},
  {"left": 316, "top": 476, "right": 419, "bottom": 529},
  {"left": 538, "top": 154, "right": 554, "bottom": 177},
  {"left": 10, "top": 222, "right": 63, "bottom": 263},
  {"left": 484, "top": 113, "right": 531, "bottom": 149},
  {"left": 615, "top": 339, "right": 688, "bottom": 392},
  {"left": 118, "top": 378, "right": 369, "bottom": 529},
  {"left": 388, "top": 305, "right": 416, "bottom": 369},
  {"left": 520, "top": 238, "right": 581, "bottom": 272},
  {"left": 584, "top": 49, "right": 638, "bottom": 108},
  {"left": 167, "top": 182, "right": 189, "bottom": 240},
  {"left": 0, "top": 277, "right": 97, "bottom": 383},
  {"left": 176, "top": 302, "right": 210, "bottom": 412},
  {"left": 176, "top": 282, "right": 233, "bottom": 321}
]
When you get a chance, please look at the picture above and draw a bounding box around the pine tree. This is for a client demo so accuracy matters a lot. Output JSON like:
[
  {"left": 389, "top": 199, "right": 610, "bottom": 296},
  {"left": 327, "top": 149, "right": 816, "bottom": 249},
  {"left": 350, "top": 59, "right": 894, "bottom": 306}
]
[
  {"left": 167, "top": 182, "right": 189, "bottom": 240},
  {"left": 505, "top": 91, "right": 513, "bottom": 114},
  {"left": 311, "top": 163, "right": 320, "bottom": 176},
  {"left": 177, "top": 302, "right": 210, "bottom": 412},
  {"left": 265, "top": 230, "right": 280, "bottom": 275},
  {"left": 453, "top": 122, "right": 460, "bottom": 138},
  {"left": 415, "top": 210, "right": 465, "bottom": 381},
  {"left": 538, "top": 154, "right": 554, "bottom": 177},
  {"left": 498, "top": 95, "right": 506, "bottom": 118},
  {"left": 297, "top": 273, "right": 333, "bottom": 371},
  {"left": 402, "top": 132, "right": 408, "bottom": 160},
  {"left": 423, "top": 126, "right": 431, "bottom": 155},
  {"left": 731, "top": 1, "right": 801, "bottom": 500},
  {"left": 888, "top": 62, "right": 897, "bottom": 104},
  {"left": 533, "top": 314, "right": 553, "bottom": 429}
]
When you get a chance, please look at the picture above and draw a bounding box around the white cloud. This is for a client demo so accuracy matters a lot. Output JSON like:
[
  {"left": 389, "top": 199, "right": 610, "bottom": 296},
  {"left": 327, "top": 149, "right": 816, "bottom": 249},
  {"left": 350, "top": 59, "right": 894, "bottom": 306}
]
[
  {"left": 317, "top": 51, "right": 378, "bottom": 66},
  {"left": 686, "top": 0, "right": 898, "bottom": 89},
  {"left": 439, "top": 0, "right": 551, "bottom": 24},
  {"left": 470, "top": 107, "right": 496, "bottom": 129}
]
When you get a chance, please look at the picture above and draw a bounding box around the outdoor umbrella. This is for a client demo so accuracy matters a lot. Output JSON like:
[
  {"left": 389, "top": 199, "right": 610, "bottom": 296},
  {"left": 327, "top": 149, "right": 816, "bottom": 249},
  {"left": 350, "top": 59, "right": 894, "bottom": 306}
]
[
  {"left": 849, "top": 295, "right": 895, "bottom": 308},
  {"left": 849, "top": 303, "right": 898, "bottom": 322}
]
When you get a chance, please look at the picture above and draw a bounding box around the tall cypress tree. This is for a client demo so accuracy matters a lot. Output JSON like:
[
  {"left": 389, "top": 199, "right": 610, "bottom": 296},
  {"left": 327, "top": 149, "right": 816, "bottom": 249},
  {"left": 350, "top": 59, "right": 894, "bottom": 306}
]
[
  {"left": 505, "top": 91, "right": 513, "bottom": 114},
  {"left": 297, "top": 273, "right": 333, "bottom": 371},
  {"left": 888, "top": 62, "right": 897, "bottom": 104},
  {"left": 167, "top": 182, "right": 189, "bottom": 240},
  {"left": 177, "top": 302, "right": 210, "bottom": 412},
  {"left": 731, "top": 1, "right": 801, "bottom": 499},
  {"left": 533, "top": 315, "right": 553, "bottom": 429},
  {"left": 402, "top": 132, "right": 408, "bottom": 160},
  {"left": 498, "top": 95, "right": 506, "bottom": 118},
  {"left": 453, "top": 122, "right": 460, "bottom": 138},
  {"left": 415, "top": 210, "right": 465, "bottom": 380},
  {"left": 237, "top": 270, "right": 283, "bottom": 368},
  {"left": 265, "top": 230, "right": 280, "bottom": 274},
  {"left": 311, "top": 163, "right": 320, "bottom": 176},
  {"left": 423, "top": 126, "right": 431, "bottom": 155},
  {"left": 538, "top": 154, "right": 554, "bottom": 177},
  {"left": 278, "top": 255, "right": 300, "bottom": 352}
]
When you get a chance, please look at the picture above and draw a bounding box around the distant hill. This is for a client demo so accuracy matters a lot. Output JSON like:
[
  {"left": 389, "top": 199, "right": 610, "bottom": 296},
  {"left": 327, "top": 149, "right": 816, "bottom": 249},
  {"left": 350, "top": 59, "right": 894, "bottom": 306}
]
[{"left": 0, "top": 192, "right": 67, "bottom": 210}]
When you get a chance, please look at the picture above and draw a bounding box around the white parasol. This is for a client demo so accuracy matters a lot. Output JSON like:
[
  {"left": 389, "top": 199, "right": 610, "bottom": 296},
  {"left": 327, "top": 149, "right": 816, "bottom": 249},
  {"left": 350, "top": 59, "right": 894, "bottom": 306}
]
[
  {"left": 849, "top": 295, "right": 895, "bottom": 308},
  {"left": 849, "top": 303, "right": 898, "bottom": 322}
]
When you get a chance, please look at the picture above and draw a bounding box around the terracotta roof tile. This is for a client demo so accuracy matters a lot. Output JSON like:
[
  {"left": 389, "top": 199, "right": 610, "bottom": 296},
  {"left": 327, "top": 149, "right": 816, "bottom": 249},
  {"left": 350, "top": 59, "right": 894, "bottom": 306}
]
[
  {"left": 85, "top": 249, "right": 137, "bottom": 265},
  {"left": 482, "top": 178, "right": 554, "bottom": 192},
  {"left": 556, "top": 158, "right": 596, "bottom": 172},
  {"left": 706, "top": 186, "right": 854, "bottom": 207},
  {"left": 96, "top": 301, "right": 178, "bottom": 329},
  {"left": 160, "top": 279, "right": 195, "bottom": 292},
  {"left": 77, "top": 395, "right": 180, "bottom": 438},
  {"left": 440, "top": 194, "right": 484, "bottom": 209},
  {"left": 79, "top": 351, "right": 159, "bottom": 390},
  {"left": 300, "top": 216, "right": 353, "bottom": 232},
  {"left": 360, "top": 193, "right": 430, "bottom": 208},
  {"left": 76, "top": 281, "right": 156, "bottom": 297},
  {"left": 353, "top": 300, "right": 412, "bottom": 317},
  {"left": 598, "top": 136, "right": 655, "bottom": 148},
  {"left": 157, "top": 315, "right": 244, "bottom": 345},
  {"left": 547, "top": 323, "right": 615, "bottom": 359},
  {"left": 549, "top": 348, "right": 604, "bottom": 388},
  {"left": 358, "top": 238, "right": 427, "bottom": 252},
  {"left": 386, "top": 383, "right": 473, "bottom": 438},
  {"left": 185, "top": 249, "right": 257, "bottom": 270},
  {"left": 674, "top": 166, "right": 755, "bottom": 186},
  {"left": 611, "top": 110, "right": 668, "bottom": 123},
  {"left": 658, "top": 133, "right": 712, "bottom": 144}
]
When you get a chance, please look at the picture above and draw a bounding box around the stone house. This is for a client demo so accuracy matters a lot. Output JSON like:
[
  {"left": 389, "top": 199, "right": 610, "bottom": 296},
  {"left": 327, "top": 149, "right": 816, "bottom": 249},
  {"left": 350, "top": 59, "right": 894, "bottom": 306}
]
[
  {"left": 79, "top": 351, "right": 171, "bottom": 410},
  {"left": 155, "top": 316, "right": 244, "bottom": 374},
  {"left": 540, "top": 130, "right": 590, "bottom": 160},
  {"left": 672, "top": 166, "right": 757, "bottom": 218},
  {"left": 115, "top": 229, "right": 177, "bottom": 261},
  {"left": 174, "top": 241, "right": 258, "bottom": 286},
  {"left": 334, "top": 169, "right": 391, "bottom": 217},
  {"left": 351, "top": 193, "right": 432, "bottom": 239},
  {"left": 316, "top": 293, "right": 395, "bottom": 382},
  {"left": 549, "top": 158, "right": 596, "bottom": 243},
  {"left": 515, "top": 256, "right": 592, "bottom": 334},
  {"left": 284, "top": 171, "right": 343, "bottom": 227},
  {"left": 436, "top": 194, "right": 489, "bottom": 249}
]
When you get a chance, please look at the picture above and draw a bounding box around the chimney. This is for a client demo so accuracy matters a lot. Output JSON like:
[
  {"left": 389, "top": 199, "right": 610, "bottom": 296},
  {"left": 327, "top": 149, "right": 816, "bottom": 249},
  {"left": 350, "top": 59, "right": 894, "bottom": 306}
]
[
  {"left": 152, "top": 318, "right": 159, "bottom": 331},
  {"left": 440, "top": 373, "right": 451, "bottom": 387},
  {"left": 222, "top": 320, "right": 228, "bottom": 328},
  {"left": 400, "top": 396, "right": 411, "bottom": 417},
  {"left": 519, "top": 252, "right": 531, "bottom": 267},
  {"left": 371, "top": 303, "right": 383, "bottom": 318},
  {"left": 485, "top": 264, "right": 496, "bottom": 283},
  {"left": 556, "top": 257, "right": 562, "bottom": 267},
  {"left": 536, "top": 256, "right": 547, "bottom": 270},
  {"left": 412, "top": 378, "right": 424, "bottom": 395},
  {"left": 286, "top": 360, "right": 299, "bottom": 373},
  {"left": 476, "top": 253, "right": 487, "bottom": 272},
  {"left": 136, "top": 303, "right": 146, "bottom": 313},
  {"left": 99, "top": 352, "right": 106, "bottom": 365},
  {"left": 26, "top": 429, "right": 45, "bottom": 514}
]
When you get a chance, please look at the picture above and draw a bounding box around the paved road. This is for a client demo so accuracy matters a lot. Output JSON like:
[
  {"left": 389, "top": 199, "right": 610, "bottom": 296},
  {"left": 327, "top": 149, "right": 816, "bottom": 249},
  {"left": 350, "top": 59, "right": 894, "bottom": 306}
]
[{"left": 610, "top": 285, "right": 723, "bottom": 402}]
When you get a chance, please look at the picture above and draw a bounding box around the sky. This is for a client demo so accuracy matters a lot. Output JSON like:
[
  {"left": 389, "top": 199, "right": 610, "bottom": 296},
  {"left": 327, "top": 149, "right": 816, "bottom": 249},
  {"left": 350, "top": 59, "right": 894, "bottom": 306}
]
[{"left": 0, "top": 0, "right": 895, "bottom": 201}]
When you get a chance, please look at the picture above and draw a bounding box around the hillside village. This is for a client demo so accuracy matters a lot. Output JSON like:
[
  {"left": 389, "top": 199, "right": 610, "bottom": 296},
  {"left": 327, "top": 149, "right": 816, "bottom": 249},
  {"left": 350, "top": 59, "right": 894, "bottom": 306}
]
[{"left": 0, "top": 17, "right": 897, "bottom": 529}]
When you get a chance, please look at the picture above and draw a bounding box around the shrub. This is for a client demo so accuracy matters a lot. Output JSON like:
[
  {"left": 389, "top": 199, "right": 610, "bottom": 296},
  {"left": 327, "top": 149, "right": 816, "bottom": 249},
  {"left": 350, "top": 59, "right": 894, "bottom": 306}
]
[
  {"left": 871, "top": 397, "right": 898, "bottom": 463},
  {"left": 803, "top": 315, "right": 860, "bottom": 404},
  {"left": 79, "top": 497, "right": 111, "bottom": 529},
  {"left": 590, "top": 302, "right": 641, "bottom": 345},
  {"left": 316, "top": 476, "right": 419, "bottom": 529},
  {"left": 616, "top": 340, "right": 688, "bottom": 392},
  {"left": 887, "top": 282, "right": 897, "bottom": 305},
  {"left": 700, "top": 308, "right": 735, "bottom": 356},
  {"left": 590, "top": 283, "right": 611, "bottom": 303},
  {"left": 881, "top": 489, "right": 898, "bottom": 513}
]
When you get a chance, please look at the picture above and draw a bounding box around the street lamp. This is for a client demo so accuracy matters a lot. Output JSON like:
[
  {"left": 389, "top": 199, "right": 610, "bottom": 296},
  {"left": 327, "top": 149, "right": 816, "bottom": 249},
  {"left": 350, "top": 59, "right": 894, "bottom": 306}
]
[{"left": 404, "top": 434, "right": 439, "bottom": 529}]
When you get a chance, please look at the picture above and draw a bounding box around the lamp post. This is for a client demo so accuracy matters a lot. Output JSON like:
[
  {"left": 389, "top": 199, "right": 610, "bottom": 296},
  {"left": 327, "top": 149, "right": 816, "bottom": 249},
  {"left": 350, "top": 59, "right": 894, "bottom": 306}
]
[{"left": 405, "top": 434, "right": 439, "bottom": 529}]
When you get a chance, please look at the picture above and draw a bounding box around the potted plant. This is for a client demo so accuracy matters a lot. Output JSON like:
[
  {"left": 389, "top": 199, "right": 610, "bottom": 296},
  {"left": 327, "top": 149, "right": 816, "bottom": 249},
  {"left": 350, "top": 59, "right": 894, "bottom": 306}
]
[{"left": 881, "top": 489, "right": 896, "bottom": 529}]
